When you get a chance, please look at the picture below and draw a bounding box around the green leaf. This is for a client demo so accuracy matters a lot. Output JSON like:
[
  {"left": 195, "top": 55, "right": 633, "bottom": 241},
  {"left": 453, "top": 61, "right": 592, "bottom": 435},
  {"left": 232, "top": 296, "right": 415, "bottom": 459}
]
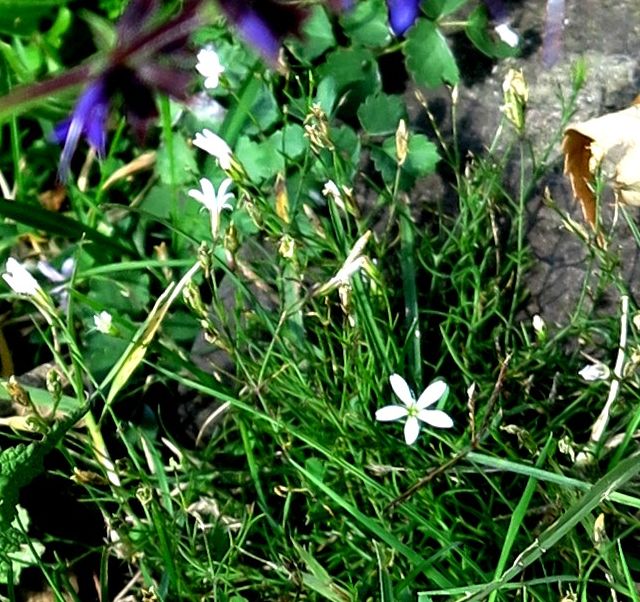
[
  {"left": 270, "top": 124, "right": 308, "bottom": 161},
  {"left": 290, "top": 6, "right": 335, "bottom": 61},
  {"left": 318, "top": 47, "right": 381, "bottom": 111},
  {"left": 235, "top": 136, "right": 285, "bottom": 183},
  {"left": 405, "top": 19, "right": 459, "bottom": 88},
  {"left": 0, "top": 200, "right": 133, "bottom": 258},
  {"left": 372, "top": 134, "right": 440, "bottom": 187},
  {"left": 315, "top": 77, "right": 338, "bottom": 115},
  {"left": 292, "top": 541, "right": 352, "bottom": 602},
  {"left": 0, "top": 403, "right": 89, "bottom": 531},
  {"left": 0, "top": 0, "right": 68, "bottom": 36},
  {"left": 423, "top": 0, "right": 468, "bottom": 19},
  {"left": 465, "top": 6, "right": 520, "bottom": 59},
  {"left": 0, "top": 507, "right": 44, "bottom": 585},
  {"left": 342, "top": 0, "right": 390, "bottom": 48},
  {"left": 242, "top": 84, "right": 280, "bottom": 135},
  {"left": 156, "top": 135, "right": 197, "bottom": 186},
  {"left": 357, "top": 93, "right": 406, "bottom": 136},
  {"left": 88, "top": 272, "right": 150, "bottom": 314}
]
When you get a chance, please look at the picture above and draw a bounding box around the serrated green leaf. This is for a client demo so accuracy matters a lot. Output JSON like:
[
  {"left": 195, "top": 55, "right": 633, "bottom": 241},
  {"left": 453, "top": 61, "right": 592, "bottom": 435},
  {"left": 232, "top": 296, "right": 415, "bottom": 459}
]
[
  {"left": 372, "top": 134, "right": 440, "bottom": 187},
  {"left": 271, "top": 124, "right": 308, "bottom": 160},
  {"left": 405, "top": 19, "right": 459, "bottom": 88},
  {"left": 0, "top": 404, "right": 88, "bottom": 539},
  {"left": 342, "top": 0, "right": 390, "bottom": 48},
  {"left": 357, "top": 93, "right": 406, "bottom": 136},
  {"left": 235, "top": 136, "right": 285, "bottom": 183},
  {"left": 318, "top": 48, "right": 381, "bottom": 111},
  {"left": 290, "top": 6, "right": 335, "bottom": 61}
]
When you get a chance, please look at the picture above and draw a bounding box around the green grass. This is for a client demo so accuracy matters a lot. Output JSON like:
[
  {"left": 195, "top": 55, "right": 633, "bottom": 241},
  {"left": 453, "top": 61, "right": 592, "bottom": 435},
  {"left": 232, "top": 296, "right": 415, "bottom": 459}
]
[{"left": 0, "top": 2, "right": 639, "bottom": 601}]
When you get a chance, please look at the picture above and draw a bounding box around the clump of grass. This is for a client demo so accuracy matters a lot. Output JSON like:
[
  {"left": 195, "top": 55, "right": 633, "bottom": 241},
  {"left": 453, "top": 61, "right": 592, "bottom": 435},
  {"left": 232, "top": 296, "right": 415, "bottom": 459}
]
[{"left": 0, "top": 3, "right": 640, "bottom": 601}]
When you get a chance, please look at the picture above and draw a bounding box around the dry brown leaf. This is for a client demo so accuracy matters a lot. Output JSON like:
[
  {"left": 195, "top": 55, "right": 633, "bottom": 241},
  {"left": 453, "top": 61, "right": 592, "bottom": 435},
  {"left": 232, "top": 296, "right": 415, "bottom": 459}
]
[
  {"left": 563, "top": 103, "right": 640, "bottom": 229},
  {"left": 38, "top": 184, "right": 67, "bottom": 212},
  {"left": 101, "top": 150, "right": 156, "bottom": 190}
]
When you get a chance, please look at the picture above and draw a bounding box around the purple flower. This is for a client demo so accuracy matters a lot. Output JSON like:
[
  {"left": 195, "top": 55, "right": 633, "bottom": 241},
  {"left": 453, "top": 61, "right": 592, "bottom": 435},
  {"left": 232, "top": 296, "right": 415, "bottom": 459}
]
[
  {"left": 387, "top": 0, "right": 421, "bottom": 36},
  {"left": 217, "top": 0, "right": 308, "bottom": 65},
  {"left": 54, "top": 0, "right": 202, "bottom": 179},
  {"left": 54, "top": 80, "right": 110, "bottom": 179}
]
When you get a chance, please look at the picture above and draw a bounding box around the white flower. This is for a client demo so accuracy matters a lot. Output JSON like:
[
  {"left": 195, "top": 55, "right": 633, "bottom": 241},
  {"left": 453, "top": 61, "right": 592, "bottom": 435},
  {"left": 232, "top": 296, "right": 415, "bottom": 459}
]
[
  {"left": 193, "top": 129, "right": 232, "bottom": 170},
  {"left": 196, "top": 47, "right": 225, "bottom": 89},
  {"left": 313, "top": 231, "right": 372, "bottom": 296},
  {"left": 2, "top": 258, "right": 41, "bottom": 296},
  {"left": 322, "top": 180, "right": 341, "bottom": 200},
  {"left": 494, "top": 23, "right": 520, "bottom": 48},
  {"left": 188, "top": 177, "right": 234, "bottom": 213},
  {"left": 93, "top": 311, "right": 113, "bottom": 334},
  {"left": 376, "top": 374, "right": 453, "bottom": 445},
  {"left": 579, "top": 363, "right": 610, "bottom": 382},
  {"left": 188, "top": 177, "right": 234, "bottom": 238}
]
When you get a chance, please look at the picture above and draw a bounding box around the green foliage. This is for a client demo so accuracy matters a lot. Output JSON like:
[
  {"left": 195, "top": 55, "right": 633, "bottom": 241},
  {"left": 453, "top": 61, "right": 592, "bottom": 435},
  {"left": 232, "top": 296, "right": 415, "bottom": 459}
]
[
  {"left": 3, "top": 1, "right": 640, "bottom": 601},
  {"left": 341, "top": 0, "right": 391, "bottom": 48},
  {"left": 405, "top": 19, "right": 460, "bottom": 88},
  {"left": 465, "top": 6, "right": 521, "bottom": 59},
  {"left": 0, "top": 0, "right": 69, "bottom": 37},
  {"left": 357, "top": 93, "right": 406, "bottom": 137},
  {"left": 371, "top": 133, "right": 440, "bottom": 186}
]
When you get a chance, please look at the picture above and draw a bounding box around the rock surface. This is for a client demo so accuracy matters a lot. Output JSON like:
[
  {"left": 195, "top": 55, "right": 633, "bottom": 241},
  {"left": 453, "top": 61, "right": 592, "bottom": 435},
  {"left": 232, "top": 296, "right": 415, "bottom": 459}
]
[{"left": 424, "top": 0, "right": 640, "bottom": 326}]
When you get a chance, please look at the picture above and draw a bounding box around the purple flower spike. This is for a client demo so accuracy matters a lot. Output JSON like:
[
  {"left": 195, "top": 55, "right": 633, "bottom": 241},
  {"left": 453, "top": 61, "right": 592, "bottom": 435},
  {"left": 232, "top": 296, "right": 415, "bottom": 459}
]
[
  {"left": 387, "top": 0, "right": 421, "bottom": 36},
  {"left": 235, "top": 9, "right": 281, "bottom": 64},
  {"left": 54, "top": 79, "right": 110, "bottom": 179}
]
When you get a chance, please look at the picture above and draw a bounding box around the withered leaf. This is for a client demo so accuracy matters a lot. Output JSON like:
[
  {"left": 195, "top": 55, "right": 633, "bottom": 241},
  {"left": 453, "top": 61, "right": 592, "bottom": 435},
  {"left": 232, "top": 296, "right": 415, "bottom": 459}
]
[{"left": 562, "top": 100, "right": 640, "bottom": 230}]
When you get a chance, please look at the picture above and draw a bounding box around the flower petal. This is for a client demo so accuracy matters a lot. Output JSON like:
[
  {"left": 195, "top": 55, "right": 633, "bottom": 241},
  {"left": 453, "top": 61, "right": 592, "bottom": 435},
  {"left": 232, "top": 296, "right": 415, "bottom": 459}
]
[
  {"left": 418, "top": 409, "right": 454, "bottom": 429},
  {"left": 375, "top": 405, "right": 408, "bottom": 422},
  {"left": 3, "top": 258, "right": 41, "bottom": 296},
  {"left": 193, "top": 129, "right": 233, "bottom": 170},
  {"left": 416, "top": 380, "right": 447, "bottom": 410},
  {"left": 389, "top": 373, "right": 414, "bottom": 407},
  {"left": 387, "top": 0, "right": 420, "bottom": 36},
  {"left": 404, "top": 416, "right": 420, "bottom": 445}
]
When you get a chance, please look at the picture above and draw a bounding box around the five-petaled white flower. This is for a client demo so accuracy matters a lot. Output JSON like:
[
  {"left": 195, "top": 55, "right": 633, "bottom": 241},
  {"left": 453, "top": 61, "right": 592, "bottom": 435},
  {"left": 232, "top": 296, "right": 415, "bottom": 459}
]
[
  {"left": 376, "top": 373, "right": 453, "bottom": 445},
  {"left": 196, "top": 47, "right": 225, "bottom": 89},
  {"left": 193, "top": 129, "right": 233, "bottom": 171},
  {"left": 2, "top": 257, "right": 41, "bottom": 296},
  {"left": 93, "top": 311, "right": 113, "bottom": 334},
  {"left": 188, "top": 177, "right": 234, "bottom": 239}
]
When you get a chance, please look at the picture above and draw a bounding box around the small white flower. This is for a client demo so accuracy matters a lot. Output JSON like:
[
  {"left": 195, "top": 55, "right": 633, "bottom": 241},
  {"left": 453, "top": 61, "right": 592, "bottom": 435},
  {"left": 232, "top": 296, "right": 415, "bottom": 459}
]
[
  {"left": 579, "top": 363, "right": 610, "bottom": 382},
  {"left": 532, "top": 314, "right": 545, "bottom": 334},
  {"left": 188, "top": 177, "right": 234, "bottom": 239},
  {"left": 313, "top": 231, "right": 372, "bottom": 296},
  {"left": 93, "top": 311, "right": 113, "bottom": 334},
  {"left": 193, "top": 129, "right": 233, "bottom": 170},
  {"left": 188, "top": 177, "right": 234, "bottom": 214},
  {"left": 196, "top": 47, "right": 225, "bottom": 89},
  {"left": 494, "top": 23, "right": 520, "bottom": 48},
  {"left": 322, "top": 180, "right": 341, "bottom": 200},
  {"left": 3, "top": 258, "right": 41, "bottom": 296},
  {"left": 376, "top": 374, "right": 453, "bottom": 445}
]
